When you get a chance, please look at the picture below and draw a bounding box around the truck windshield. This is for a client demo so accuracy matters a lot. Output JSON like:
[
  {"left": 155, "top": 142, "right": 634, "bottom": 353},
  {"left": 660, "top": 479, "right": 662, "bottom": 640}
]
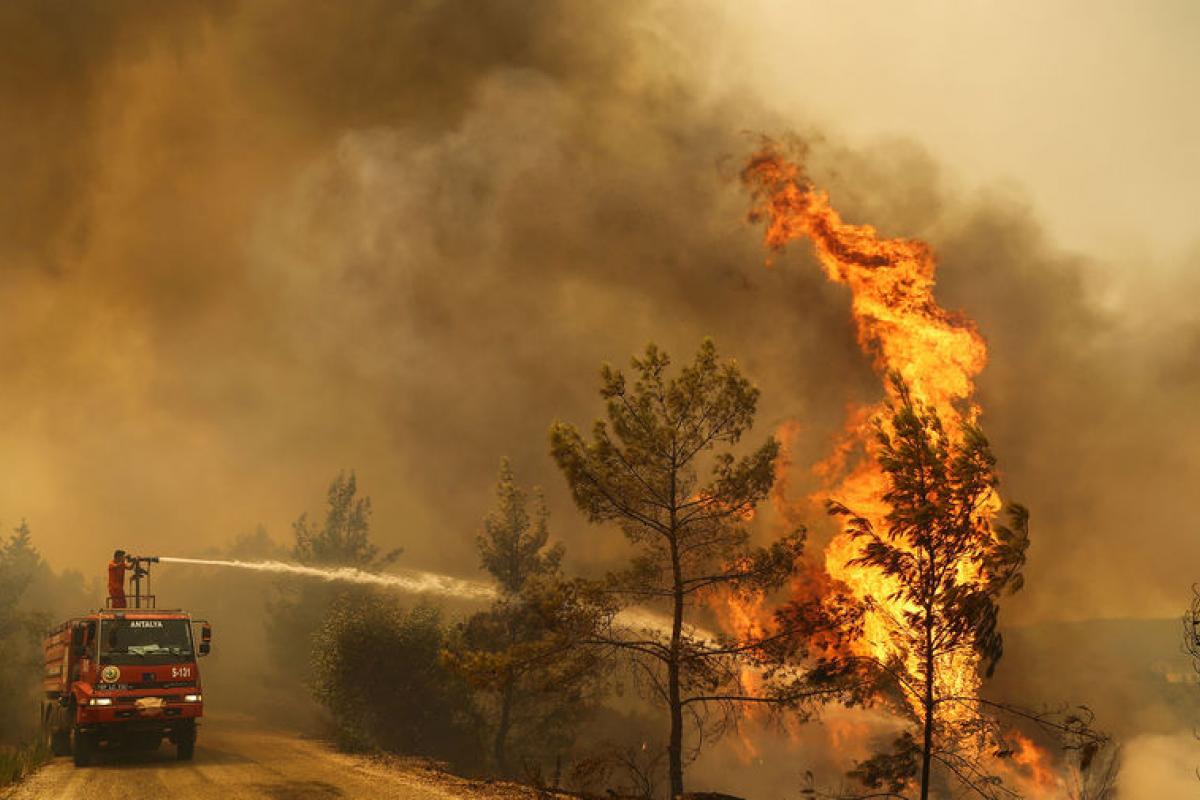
[{"left": 101, "top": 619, "right": 194, "bottom": 665}]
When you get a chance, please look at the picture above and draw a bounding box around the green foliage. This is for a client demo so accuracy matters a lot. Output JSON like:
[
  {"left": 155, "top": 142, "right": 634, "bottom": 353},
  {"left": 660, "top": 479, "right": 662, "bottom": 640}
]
[
  {"left": 444, "top": 460, "right": 599, "bottom": 777},
  {"left": 550, "top": 340, "right": 779, "bottom": 550},
  {"left": 0, "top": 523, "right": 50, "bottom": 743},
  {"left": 268, "top": 471, "right": 399, "bottom": 689},
  {"left": 0, "top": 523, "right": 38, "bottom": 610},
  {"left": 477, "top": 459, "right": 562, "bottom": 596},
  {"left": 294, "top": 472, "right": 400, "bottom": 569},
  {"left": 549, "top": 339, "right": 806, "bottom": 797},
  {"left": 311, "top": 597, "right": 481, "bottom": 765}
]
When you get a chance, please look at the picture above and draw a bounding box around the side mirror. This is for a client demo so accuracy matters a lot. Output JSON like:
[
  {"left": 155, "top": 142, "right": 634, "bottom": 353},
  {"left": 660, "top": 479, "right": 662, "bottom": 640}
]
[{"left": 198, "top": 623, "right": 212, "bottom": 657}]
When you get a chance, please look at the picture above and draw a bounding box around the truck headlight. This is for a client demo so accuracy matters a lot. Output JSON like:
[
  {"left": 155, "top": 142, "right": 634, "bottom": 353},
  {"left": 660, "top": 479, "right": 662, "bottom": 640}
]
[
  {"left": 183, "top": 694, "right": 202, "bottom": 703},
  {"left": 88, "top": 698, "right": 113, "bottom": 706}
]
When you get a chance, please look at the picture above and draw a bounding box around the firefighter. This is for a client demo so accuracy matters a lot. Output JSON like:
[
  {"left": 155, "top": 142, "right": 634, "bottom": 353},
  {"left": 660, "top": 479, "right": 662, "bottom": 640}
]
[{"left": 107, "top": 549, "right": 133, "bottom": 608}]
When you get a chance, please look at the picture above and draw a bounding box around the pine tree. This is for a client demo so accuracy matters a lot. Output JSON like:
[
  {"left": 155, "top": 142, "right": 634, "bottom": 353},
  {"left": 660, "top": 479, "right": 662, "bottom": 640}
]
[
  {"left": 0, "top": 522, "right": 48, "bottom": 742},
  {"left": 269, "top": 472, "right": 400, "bottom": 692},
  {"left": 550, "top": 339, "right": 806, "bottom": 797},
  {"left": 444, "top": 459, "right": 598, "bottom": 777}
]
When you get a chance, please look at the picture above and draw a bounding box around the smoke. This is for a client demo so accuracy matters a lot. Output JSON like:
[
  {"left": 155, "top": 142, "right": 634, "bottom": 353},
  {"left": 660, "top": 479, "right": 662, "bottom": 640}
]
[
  {"left": 2, "top": 0, "right": 1192, "bottom": 629},
  {"left": 0, "top": 0, "right": 866, "bottom": 583},
  {"left": 1120, "top": 733, "right": 1198, "bottom": 799},
  {"left": 3, "top": 0, "right": 1199, "bottom": 790}
]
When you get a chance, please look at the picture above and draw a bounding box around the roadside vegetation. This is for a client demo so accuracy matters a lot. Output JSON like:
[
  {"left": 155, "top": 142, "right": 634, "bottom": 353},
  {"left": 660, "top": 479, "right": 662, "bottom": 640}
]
[
  {"left": 0, "top": 523, "right": 91, "bottom": 789},
  {"left": 442, "top": 459, "right": 602, "bottom": 778},
  {"left": 284, "top": 339, "right": 1116, "bottom": 799},
  {"left": 313, "top": 599, "right": 481, "bottom": 761},
  {"left": 0, "top": 739, "right": 48, "bottom": 788}
]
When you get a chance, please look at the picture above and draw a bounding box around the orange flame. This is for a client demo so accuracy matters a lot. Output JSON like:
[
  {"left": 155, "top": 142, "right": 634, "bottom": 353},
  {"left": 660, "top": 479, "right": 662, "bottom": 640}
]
[
  {"left": 1008, "top": 731, "right": 1061, "bottom": 792},
  {"left": 743, "top": 149, "right": 987, "bottom": 410},
  {"left": 740, "top": 143, "right": 1024, "bottom": 770}
]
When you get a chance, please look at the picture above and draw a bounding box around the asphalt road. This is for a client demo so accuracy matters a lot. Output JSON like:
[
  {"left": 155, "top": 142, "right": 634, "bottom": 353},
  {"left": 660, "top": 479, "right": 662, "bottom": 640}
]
[{"left": 2, "top": 715, "right": 508, "bottom": 800}]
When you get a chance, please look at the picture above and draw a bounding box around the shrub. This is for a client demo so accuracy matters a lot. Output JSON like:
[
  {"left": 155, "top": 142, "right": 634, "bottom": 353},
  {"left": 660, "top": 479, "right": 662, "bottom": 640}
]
[{"left": 310, "top": 596, "right": 482, "bottom": 766}]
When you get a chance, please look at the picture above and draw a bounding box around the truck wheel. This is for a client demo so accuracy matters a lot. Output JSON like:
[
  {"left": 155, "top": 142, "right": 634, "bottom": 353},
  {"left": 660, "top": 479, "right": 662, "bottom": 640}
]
[
  {"left": 50, "top": 728, "right": 72, "bottom": 756},
  {"left": 41, "top": 705, "right": 67, "bottom": 758},
  {"left": 73, "top": 732, "right": 96, "bottom": 767},
  {"left": 176, "top": 735, "right": 195, "bottom": 761}
]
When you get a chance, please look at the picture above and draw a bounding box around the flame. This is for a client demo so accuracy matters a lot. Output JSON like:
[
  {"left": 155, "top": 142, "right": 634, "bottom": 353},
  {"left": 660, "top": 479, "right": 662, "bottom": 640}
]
[
  {"left": 739, "top": 142, "right": 1050, "bottom": 789},
  {"left": 825, "top": 712, "right": 879, "bottom": 763},
  {"left": 710, "top": 586, "right": 769, "bottom": 763},
  {"left": 742, "top": 149, "right": 987, "bottom": 410},
  {"left": 742, "top": 143, "right": 993, "bottom": 714},
  {"left": 770, "top": 420, "right": 808, "bottom": 529},
  {"left": 1008, "top": 731, "right": 1061, "bottom": 792}
]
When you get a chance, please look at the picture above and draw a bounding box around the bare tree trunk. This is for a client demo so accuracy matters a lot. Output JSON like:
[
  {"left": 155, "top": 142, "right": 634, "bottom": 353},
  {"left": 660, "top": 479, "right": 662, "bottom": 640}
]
[
  {"left": 495, "top": 683, "right": 513, "bottom": 776},
  {"left": 668, "top": 569, "right": 684, "bottom": 798},
  {"left": 919, "top": 607, "right": 934, "bottom": 800},
  {"left": 667, "top": 471, "right": 685, "bottom": 799}
]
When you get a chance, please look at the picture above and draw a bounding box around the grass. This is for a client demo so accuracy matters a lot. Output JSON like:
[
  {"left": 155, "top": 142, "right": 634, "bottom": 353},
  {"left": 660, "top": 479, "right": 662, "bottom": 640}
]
[{"left": 0, "top": 738, "right": 49, "bottom": 789}]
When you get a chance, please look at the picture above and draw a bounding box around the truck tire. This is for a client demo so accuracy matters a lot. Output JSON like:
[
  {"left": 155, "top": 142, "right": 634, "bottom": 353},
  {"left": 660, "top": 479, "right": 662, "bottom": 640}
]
[
  {"left": 176, "top": 735, "right": 195, "bottom": 761},
  {"left": 73, "top": 732, "right": 96, "bottom": 767},
  {"left": 42, "top": 706, "right": 71, "bottom": 756},
  {"left": 50, "top": 728, "right": 71, "bottom": 756}
]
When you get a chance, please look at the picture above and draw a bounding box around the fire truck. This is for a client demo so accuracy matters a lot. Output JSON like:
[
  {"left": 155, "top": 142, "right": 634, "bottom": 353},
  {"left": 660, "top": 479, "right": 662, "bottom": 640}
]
[{"left": 40, "top": 556, "right": 212, "bottom": 766}]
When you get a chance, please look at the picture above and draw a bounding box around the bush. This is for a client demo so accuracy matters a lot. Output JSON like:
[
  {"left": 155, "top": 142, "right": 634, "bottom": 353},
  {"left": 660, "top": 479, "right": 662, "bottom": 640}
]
[
  {"left": 0, "top": 739, "right": 48, "bottom": 788},
  {"left": 310, "top": 596, "right": 482, "bottom": 766}
]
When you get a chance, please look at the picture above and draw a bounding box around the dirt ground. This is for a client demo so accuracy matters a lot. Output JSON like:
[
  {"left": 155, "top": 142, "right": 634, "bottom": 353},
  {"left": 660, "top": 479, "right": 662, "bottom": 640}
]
[{"left": 0, "top": 715, "right": 547, "bottom": 800}]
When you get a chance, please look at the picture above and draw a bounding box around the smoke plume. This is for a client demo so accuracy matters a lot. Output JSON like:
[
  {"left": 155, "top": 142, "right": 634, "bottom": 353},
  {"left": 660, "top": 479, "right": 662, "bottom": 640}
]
[{"left": 3, "top": 1, "right": 1200, "bottom": 790}]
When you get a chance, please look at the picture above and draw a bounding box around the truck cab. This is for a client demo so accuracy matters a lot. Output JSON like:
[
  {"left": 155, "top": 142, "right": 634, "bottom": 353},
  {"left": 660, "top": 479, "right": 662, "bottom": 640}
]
[{"left": 42, "top": 606, "right": 212, "bottom": 765}]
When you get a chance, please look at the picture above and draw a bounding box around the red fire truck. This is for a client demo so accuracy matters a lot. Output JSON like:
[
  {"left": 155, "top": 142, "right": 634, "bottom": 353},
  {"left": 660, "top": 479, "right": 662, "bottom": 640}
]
[{"left": 40, "top": 556, "right": 212, "bottom": 766}]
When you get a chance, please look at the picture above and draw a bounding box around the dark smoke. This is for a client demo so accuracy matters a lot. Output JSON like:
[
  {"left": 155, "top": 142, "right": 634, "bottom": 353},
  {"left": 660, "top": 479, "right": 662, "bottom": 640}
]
[{"left": 3, "top": 1, "right": 1199, "bottom": 794}]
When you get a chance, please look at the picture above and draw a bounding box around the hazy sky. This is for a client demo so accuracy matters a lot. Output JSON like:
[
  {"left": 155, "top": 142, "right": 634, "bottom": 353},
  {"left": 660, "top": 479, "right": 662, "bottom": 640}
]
[
  {"left": 725, "top": 0, "right": 1200, "bottom": 260},
  {"left": 2, "top": 1, "right": 1197, "bottom": 624}
]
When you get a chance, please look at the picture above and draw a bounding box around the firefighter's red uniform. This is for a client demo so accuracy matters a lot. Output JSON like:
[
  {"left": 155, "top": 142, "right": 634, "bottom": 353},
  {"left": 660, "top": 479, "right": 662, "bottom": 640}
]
[{"left": 107, "top": 559, "right": 127, "bottom": 608}]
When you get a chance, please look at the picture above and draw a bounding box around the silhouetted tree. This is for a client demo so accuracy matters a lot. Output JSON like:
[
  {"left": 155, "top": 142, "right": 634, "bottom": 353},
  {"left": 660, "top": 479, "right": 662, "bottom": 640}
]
[
  {"left": 443, "top": 460, "right": 600, "bottom": 777},
  {"left": 292, "top": 472, "right": 397, "bottom": 568},
  {"left": 550, "top": 340, "right": 808, "bottom": 797},
  {"left": 269, "top": 472, "right": 400, "bottom": 690},
  {"left": 828, "top": 377, "right": 1030, "bottom": 800},
  {"left": 0, "top": 522, "right": 45, "bottom": 742}
]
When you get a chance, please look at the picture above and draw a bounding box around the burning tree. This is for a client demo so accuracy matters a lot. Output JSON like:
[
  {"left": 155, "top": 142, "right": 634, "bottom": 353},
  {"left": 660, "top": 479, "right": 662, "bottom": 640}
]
[
  {"left": 741, "top": 143, "right": 1107, "bottom": 798},
  {"left": 443, "top": 459, "right": 601, "bottom": 777},
  {"left": 828, "top": 377, "right": 1030, "bottom": 799},
  {"left": 550, "top": 339, "right": 808, "bottom": 798}
]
